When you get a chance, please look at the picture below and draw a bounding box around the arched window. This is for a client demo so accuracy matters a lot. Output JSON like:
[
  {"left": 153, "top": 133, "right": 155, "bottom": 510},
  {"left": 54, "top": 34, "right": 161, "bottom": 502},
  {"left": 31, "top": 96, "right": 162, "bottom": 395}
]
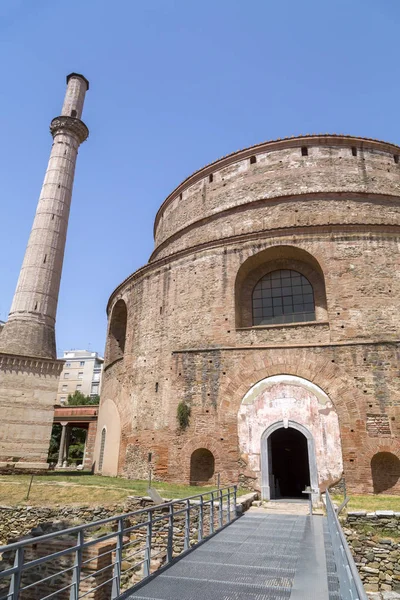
[
  {"left": 371, "top": 452, "right": 400, "bottom": 493},
  {"left": 99, "top": 427, "right": 106, "bottom": 472},
  {"left": 107, "top": 299, "right": 127, "bottom": 364},
  {"left": 252, "top": 269, "right": 315, "bottom": 325},
  {"left": 190, "top": 448, "right": 215, "bottom": 485}
]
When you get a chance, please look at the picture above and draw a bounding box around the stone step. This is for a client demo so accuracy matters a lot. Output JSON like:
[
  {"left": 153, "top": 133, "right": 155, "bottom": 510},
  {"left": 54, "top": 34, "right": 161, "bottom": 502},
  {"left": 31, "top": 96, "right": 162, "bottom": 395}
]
[{"left": 249, "top": 501, "right": 311, "bottom": 515}]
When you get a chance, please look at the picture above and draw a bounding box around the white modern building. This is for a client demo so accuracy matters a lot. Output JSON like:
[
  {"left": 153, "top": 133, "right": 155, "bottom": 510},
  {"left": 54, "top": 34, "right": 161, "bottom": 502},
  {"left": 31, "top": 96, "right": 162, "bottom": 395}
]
[{"left": 57, "top": 350, "right": 103, "bottom": 404}]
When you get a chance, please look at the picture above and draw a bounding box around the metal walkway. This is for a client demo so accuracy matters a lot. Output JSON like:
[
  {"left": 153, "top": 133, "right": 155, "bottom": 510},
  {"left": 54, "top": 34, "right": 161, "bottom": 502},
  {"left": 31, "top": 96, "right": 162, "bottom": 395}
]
[
  {"left": 0, "top": 489, "right": 365, "bottom": 600},
  {"left": 126, "top": 512, "right": 340, "bottom": 600}
]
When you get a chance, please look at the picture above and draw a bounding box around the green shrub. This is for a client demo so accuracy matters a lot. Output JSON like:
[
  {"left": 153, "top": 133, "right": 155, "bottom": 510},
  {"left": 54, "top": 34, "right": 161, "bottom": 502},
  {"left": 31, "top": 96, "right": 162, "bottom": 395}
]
[{"left": 177, "top": 401, "right": 191, "bottom": 430}]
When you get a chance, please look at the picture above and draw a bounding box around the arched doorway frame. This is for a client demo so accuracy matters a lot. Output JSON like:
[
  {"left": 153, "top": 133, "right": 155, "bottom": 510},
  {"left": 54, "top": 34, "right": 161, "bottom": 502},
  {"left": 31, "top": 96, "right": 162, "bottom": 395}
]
[
  {"left": 98, "top": 426, "right": 107, "bottom": 472},
  {"left": 261, "top": 420, "right": 319, "bottom": 503}
]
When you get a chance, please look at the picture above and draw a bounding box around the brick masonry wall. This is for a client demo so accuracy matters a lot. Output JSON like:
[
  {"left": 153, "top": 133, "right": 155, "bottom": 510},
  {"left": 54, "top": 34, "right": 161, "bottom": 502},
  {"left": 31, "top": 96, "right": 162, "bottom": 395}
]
[
  {"left": 95, "top": 136, "right": 400, "bottom": 496},
  {"left": 0, "top": 354, "right": 63, "bottom": 468},
  {"left": 153, "top": 138, "right": 400, "bottom": 254}
]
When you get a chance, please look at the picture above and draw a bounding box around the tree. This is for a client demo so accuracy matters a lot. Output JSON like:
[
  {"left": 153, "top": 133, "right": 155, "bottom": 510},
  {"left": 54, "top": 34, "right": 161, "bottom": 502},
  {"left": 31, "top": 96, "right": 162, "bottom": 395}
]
[
  {"left": 48, "top": 423, "right": 62, "bottom": 463},
  {"left": 67, "top": 391, "right": 100, "bottom": 405},
  {"left": 47, "top": 423, "right": 87, "bottom": 465}
]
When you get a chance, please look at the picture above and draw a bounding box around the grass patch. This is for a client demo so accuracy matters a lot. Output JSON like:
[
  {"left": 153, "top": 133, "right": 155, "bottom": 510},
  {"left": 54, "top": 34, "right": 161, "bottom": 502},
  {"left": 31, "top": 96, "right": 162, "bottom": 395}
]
[
  {"left": 0, "top": 482, "right": 128, "bottom": 506},
  {"left": 0, "top": 474, "right": 246, "bottom": 507},
  {"left": 332, "top": 494, "right": 400, "bottom": 512}
]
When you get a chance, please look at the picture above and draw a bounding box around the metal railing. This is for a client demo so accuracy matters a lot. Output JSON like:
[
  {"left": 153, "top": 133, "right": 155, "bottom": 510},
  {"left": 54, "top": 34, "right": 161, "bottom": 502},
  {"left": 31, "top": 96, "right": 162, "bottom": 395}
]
[
  {"left": 0, "top": 486, "right": 238, "bottom": 600},
  {"left": 325, "top": 490, "right": 368, "bottom": 600}
]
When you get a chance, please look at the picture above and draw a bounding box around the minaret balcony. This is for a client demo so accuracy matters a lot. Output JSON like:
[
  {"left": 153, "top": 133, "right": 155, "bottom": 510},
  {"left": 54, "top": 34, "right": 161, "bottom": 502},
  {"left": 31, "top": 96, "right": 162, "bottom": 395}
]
[{"left": 50, "top": 115, "right": 89, "bottom": 144}]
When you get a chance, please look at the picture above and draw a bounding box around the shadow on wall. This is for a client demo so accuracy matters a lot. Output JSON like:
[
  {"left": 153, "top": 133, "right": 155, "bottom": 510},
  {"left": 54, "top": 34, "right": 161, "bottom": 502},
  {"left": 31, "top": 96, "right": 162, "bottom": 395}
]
[
  {"left": 371, "top": 452, "right": 400, "bottom": 493},
  {"left": 106, "top": 299, "right": 127, "bottom": 366}
]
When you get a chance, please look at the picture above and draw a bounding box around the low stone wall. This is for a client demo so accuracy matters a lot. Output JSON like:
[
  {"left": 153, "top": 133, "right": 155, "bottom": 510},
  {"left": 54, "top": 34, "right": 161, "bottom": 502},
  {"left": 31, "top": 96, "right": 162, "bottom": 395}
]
[
  {"left": 0, "top": 504, "right": 125, "bottom": 546},
  {"left": 0, "top": 492, "right": 257, "bottom": 599},
  {"left": 0, "top": 492, "right": 257, "bottom": 546},
  {"left": 344, "top": 511, "right": 400, "bottom": 594}
]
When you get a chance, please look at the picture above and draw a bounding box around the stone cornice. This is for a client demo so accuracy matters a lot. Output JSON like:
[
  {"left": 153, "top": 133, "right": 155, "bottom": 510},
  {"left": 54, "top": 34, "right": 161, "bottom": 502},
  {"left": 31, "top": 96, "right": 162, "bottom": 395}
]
[
  {"left": 50, "top": 116, "right": 89, "bottom": 144},
  {"left": 106, "top": 222, "right": 400, "bottom": 313},
  {"left": 236, "top": 320, "right": 330, "bottom": 332},
  {"left": 0, "top": 352, "right": 64, "bottom": 376},
  {"left": 171, "top": 339, "right": 400, "bottom": 353},
  {"left": 153, "top": 134, "right": 400, "bottom": 236},
  {"left": 66, "top": 72, "right": 89, "bottom": 90},
  {"left": 150, "top": 191, "right": 400, "bottom": 262}
]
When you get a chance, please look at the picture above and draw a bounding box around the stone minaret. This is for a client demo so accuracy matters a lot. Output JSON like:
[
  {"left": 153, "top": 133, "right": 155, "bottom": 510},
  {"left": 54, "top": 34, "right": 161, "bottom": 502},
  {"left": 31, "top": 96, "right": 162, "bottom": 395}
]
[{"left": 0, "top": 73, "right": 89, "bottom": 359}]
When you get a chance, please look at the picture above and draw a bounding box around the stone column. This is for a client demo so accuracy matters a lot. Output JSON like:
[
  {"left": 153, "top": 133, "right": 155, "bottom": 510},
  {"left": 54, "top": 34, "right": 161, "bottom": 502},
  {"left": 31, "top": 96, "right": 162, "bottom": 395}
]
[
  {"left": 82, "top": 427, "right": 87, "bottom": 467},
  {"left": 56, "top": 422, "right": 68, "bottom": 468},
  {"left": 64, "top": 426, "right": 71, "bottom": 468},
  {"left": 0, "top": 73, "right": 89, "bottom": 359}
]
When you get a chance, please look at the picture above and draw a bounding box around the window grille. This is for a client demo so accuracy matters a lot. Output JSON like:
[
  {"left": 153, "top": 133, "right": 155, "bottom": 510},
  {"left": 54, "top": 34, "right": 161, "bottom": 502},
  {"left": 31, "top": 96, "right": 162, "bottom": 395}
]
[{"left": 252, "top": 269, "right": 315, "bottom": 325}]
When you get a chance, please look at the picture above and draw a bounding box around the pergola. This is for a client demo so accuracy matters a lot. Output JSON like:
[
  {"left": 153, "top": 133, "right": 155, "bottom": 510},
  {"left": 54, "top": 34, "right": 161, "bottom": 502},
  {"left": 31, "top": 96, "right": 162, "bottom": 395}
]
[{"left": 53, "top": 405, "right": 98, "bottom": 470}]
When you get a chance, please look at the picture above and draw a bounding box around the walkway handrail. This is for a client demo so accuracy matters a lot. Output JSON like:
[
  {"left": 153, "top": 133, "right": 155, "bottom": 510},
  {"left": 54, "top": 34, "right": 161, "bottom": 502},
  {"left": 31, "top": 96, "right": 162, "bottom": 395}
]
[
  {"left": 0, "top": 485, "right": 238, "bottom": 600},
  {"left": 325, "top": 490, "right": 368, "bottom": 600}
]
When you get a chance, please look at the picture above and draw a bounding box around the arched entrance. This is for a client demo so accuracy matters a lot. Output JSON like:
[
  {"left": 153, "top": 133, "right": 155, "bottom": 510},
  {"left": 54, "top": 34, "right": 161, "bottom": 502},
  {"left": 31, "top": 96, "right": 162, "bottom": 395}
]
[
  {"left": 190, "top": 448, "right": 215, "bottom": 485},
  {"left": 261, "top": 420, "right": 319, "bottom": 503},
  {"left": 238, "top": 374, "right": 343, "bottom": 500},
  {"left": 371, "top": 452, "right": 400, "bottom": 494},
  {"left": 270, "top": 428, "right": 310, "bottom": 498}
]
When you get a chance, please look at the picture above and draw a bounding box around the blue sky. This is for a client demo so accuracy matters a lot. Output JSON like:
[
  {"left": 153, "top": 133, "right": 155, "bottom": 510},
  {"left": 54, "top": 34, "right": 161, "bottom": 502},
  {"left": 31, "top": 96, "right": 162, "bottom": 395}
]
[{"left": 1, "top": 0, "right": 399, "bottom": 357}]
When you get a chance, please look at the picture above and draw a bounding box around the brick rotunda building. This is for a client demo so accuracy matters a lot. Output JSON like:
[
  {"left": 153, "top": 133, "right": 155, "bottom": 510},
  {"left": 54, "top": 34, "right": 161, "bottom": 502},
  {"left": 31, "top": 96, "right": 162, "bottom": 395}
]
[{"left": 94, "top": 134, "right": 400, "bottom": 499}]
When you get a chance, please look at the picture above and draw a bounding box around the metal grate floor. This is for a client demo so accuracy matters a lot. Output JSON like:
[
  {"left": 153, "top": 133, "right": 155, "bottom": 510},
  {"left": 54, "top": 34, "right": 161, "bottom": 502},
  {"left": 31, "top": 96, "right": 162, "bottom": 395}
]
[
  {"left": 126, "top": 513, "right": 333, "bottom": 599},
  {"left": 323, "top": 521, "right": 341, "bottom": 600}
]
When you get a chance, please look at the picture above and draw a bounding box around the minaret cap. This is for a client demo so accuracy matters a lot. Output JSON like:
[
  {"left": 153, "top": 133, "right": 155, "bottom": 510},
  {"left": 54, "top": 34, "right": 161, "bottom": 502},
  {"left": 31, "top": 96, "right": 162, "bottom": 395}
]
[{"left": 66, "top": 72, "right": 89, "bottom": 91}]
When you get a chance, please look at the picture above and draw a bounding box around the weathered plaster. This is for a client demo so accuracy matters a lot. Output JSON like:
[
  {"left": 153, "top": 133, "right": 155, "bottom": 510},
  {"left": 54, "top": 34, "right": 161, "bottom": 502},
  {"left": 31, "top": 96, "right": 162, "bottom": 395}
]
[
  {"left": 93, "top": 397, "right": 120, "bottom": 476},
  {"left": 238, "top": 375, "right": 343, "bottom": 491}
]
